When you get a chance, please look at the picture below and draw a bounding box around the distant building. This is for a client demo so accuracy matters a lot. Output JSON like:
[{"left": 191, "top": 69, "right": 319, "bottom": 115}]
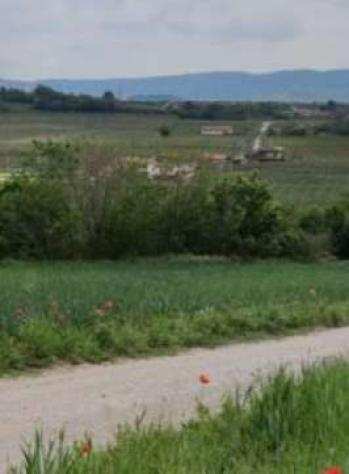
[
  {"left": 249, "top": 146, "right": 285, "bottom": 162},
  {"left": 293, "top": 106, "right": 336, "bottom": 119},
  {"left": 201, "top": 125, "right": 234, "bottom": 136}
]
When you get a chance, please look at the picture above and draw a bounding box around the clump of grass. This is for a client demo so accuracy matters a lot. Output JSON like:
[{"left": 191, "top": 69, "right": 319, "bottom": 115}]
[
  {"left": 11, "top": 361, "right": 349, "bottom": 473},
  {"left": 1, "top": 299, "right": 349, "bottom": 376}
]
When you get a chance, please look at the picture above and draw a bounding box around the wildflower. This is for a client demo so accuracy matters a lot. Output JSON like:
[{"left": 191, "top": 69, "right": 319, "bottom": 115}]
[
  {"left": 80, "top": 437, "right": 93, "bottom": 458},
  {"left": 199, "top": 373, "right": 212, "bottom": 386},
  {"left": 13, "top": 307, "right": 26, "bottom": 319},
  {"left": 94, "top": 299, "right": 118, "bottom": 317},
  {"left": 49, "top": 300, "right": 68, "bottom": 327},
  {"left": 322, "top": 467, "right": 344, "bottom": 474}
]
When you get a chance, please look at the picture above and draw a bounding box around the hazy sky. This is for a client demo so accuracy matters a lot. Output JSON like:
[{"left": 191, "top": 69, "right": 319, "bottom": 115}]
[{"left": 1, "top": 0, "right": 348, "bottom": 79}]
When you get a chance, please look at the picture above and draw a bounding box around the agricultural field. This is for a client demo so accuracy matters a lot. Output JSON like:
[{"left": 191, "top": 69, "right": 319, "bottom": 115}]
[
  {"left": 0, "top": 109, "right": 349, "bottom": 472},
  {"left": 266, "top": 133, "right": 349, "bottom": 206},
  {"left": 1, "top": 258, "right": 349, "bottom": 374},
  {"left": 1, "top": 111, "right": 349, "bottom": 206},
  {"left": 0, "top": 111, "right": 255, "bottom": 167}
]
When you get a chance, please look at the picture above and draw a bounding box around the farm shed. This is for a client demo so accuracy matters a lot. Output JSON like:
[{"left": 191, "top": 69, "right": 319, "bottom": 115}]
[
  {"left": 201, "top": 125, "right": 234, "bottom": 136},
  {"left": 250, "top": 146, "right": 285, "bottom": 162}
]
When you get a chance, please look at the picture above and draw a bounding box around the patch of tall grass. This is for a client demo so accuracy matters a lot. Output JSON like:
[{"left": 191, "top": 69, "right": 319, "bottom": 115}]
[{"left": 0, "top": 259, "right": 349, "bottom": 375}]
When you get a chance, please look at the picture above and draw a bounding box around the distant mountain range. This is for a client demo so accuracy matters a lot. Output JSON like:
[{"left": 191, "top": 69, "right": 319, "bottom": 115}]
[{"left": 1, "top": 70, "right": 349, "bottom": 102}]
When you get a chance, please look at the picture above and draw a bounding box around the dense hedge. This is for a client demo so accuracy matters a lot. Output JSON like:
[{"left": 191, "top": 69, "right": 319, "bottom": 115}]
[
  {"left": 172, "top": 101, "right": 291, "bottom": 120},
  {"left": 0, "top": 141, "right": 347, "bottom": 260},
  {"left": 269, "top": 119, "right": 349, "bottom": 137},
  {"left": 0, "top": 86, "right": 166, "bottom": 115},
  {"left": 0, "top": 86, "right": 291, "bottom": 118}
]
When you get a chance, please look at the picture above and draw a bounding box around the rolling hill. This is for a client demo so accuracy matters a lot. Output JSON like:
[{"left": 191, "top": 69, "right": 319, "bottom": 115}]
[{"left": 1, "top": 69, "right": 349, "bottom": 102}]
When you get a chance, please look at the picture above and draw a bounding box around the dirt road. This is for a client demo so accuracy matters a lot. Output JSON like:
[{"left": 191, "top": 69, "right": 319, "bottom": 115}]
[
  {"left": 2, "top": 326, "right": 349, "bottom": 471},
  {"left": 252, "top": 120, "right": 272, "bottom": 152}
]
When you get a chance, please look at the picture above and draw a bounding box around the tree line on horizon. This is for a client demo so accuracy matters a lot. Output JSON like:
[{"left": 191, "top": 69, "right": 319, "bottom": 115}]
[{"left": 0, "top": 84, "right": 296, "bottom": 119}]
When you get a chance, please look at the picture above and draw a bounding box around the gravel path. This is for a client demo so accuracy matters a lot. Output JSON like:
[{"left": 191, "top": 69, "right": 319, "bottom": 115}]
[
  {"left": 252, "top": 120, "right": 271, "bottom": 152},
  {"left": 2, "top": 326, "right": 349, "bottom": 471}
]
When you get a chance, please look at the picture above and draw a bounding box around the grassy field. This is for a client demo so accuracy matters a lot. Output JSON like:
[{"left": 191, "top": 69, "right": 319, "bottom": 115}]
[
  {"left": 266, "top": 134, "right": 349, "bottom": 206},
  {"left": 1, "top": 111, "right": 349, "bottom": 206},
  {"left": 0, "top": 111, "right": 255, "bottom": 167},
  {"left": 12, "top": 360, "right": 349, "bottom": 473},
  {"left": 1, "top": 258, "right": 349, "bottom": 374}
]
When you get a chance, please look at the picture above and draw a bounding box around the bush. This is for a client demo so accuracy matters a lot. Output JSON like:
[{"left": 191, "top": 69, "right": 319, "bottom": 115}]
[
  {"left": 313, "top": 120, "right": 349, "bottom": 136},
  {"left": 330, "top": 120, "right": 349, "bottom": 136},
  {"left": 300, "top": 206, "right": 327, "bottom": 234},
  {"left": 282, "top": 125, "right": 308, "bottom": 136},
  {"left": 327, "top": 201, "right": 349, "bottom": 258},
  {"left": 0, "top": 178, "right": 85, "bottom": 259},
  {"left": 156, "top": 177, "right": 212, "bottom": 254},
  {"left": 22, "top": 140, "right": 81, "bottom": 179},
  {"left": 207, "top": 175, "right": 306, "bottom": 258},
  {"left": 0, "top": 140, "right": 319, "bottom": 260},
  {"left": 97, "top": 172, "right": 299, "bottom": 259},
  {"left": 158, "top": 124, "right": 171, "bottom": 137},
  {"left": 331, "top": 219, "right": 349, "bottom": 259},
  {"left": 98, "top": 178, "right": 165, "bottom": 258}
]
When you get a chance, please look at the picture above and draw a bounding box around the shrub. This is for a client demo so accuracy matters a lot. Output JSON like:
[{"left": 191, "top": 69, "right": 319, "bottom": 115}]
[
  {"left": 85, "top": 170, "right": 304, "bottom": 260},
  {"left": 98, "top": 178, "right": 165, "bottom": 258},
  {"left": 0, "top": 140, "right": 320, "bottom": 260},
  {"left": 21, "top": 140, "right": 81, "bottom": 179},
  {"left": 331, "top": 218, "right": 349, "bottom": 259},
  {"left": 330, "top": 120, "right": 349, "bottom": 136},
  {"left": 207, "top": 175, "right": 305, "bottom": 258},
  {"left": 158, "top": 178, "right": 212, "bottom": 254},
  {"left": 328, "top": 201, "right": 349, "bottom": 259},
  {"left": 300, "top": 206, "right": 327, "bottom": 234},
  {"left": 282, "top": 125, "right": 308, "bottom": 136},
  {"left": 0, "top": 178, "right": 85, "bottom": 259},
  {"left": 158, "top": 124, "right": 171, "bottom": 137},
  {"left": 313, "top": 120, "right": 349, "bottom": 136}
]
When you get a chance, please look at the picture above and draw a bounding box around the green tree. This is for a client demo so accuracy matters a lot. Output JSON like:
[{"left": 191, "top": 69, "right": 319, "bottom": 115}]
[{"left": 103, "top": 91, "right": 115, "bottom": 101}]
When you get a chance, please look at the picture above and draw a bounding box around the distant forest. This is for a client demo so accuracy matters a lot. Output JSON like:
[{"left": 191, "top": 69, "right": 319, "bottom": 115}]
[
  {"left": 0, "top": 85, "right": 165, "bottom": 115},
  {"left": 0, "top": 85, "right": 296, "bottom": 120}
]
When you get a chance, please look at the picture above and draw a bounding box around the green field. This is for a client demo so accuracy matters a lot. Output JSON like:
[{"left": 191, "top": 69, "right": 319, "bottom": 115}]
[
  {"left": 0, "top": 111, "right": 254, "bottom": 167},
  {"left": 3, "top": 258, "right": 349, "bottom": 321},
  {"left": 13, "top": 361, "right": 349, "bottom": 473},
  {"left": 266, "top": 134, "right": 349, "bottom": 205},
  {"left": 1, "top": 258, "right": 349, "bottom": 374},
  {"left": 1, "top": 111, "right": 349, "bottom": 206}
]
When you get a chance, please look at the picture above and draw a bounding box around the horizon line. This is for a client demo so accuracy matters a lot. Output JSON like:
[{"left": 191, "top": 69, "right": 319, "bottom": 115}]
[{"left": 2, "top": 67, "right": 349, "bottom": 83}]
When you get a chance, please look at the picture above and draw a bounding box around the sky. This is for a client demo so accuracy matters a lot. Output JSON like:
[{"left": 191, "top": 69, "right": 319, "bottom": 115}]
[{"left": 1, "top": 0, "right": 349, "bottom": 79}]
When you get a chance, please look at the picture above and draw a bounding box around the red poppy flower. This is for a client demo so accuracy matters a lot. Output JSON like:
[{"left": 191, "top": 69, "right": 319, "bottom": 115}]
[
  {"left": 80, "top": 438, "right": 93, "bottom": 458},
  {"left": 322, "top": 467, "right": 344, "bottom": 474},
  {"left": 199, "top": 373, "right": 212, "bottom": 386}
]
